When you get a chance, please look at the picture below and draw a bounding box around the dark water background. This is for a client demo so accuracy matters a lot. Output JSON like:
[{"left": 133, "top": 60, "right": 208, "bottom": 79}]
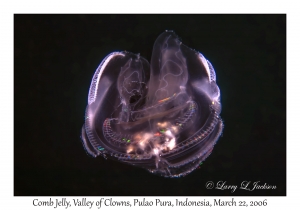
[{"left": 14, "top": 14, "right": 286, "bottom": 196}]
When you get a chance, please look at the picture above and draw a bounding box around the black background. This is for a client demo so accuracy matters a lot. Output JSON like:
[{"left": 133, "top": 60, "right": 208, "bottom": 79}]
[{"left": 14, "top": 15, "right": 286, "bottom": 196}]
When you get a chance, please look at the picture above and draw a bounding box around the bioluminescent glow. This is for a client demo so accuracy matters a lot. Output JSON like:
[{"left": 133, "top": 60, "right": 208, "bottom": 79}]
[{"left": 81, "top": 31, "right": 223, "bottom": 177}]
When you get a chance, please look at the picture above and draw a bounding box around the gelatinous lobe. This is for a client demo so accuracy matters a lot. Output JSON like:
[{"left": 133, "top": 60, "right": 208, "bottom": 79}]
[{"left": 81, "top": 31, "right": 223, "bottom": 177}]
